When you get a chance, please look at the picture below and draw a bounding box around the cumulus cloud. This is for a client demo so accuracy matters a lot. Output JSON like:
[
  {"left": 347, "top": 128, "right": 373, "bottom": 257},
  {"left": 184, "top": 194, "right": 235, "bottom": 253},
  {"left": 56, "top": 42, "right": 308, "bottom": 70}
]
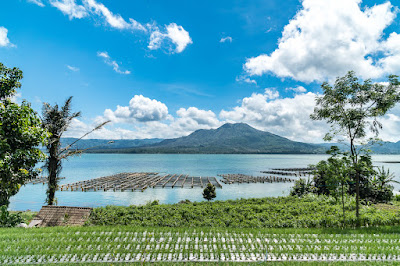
[
  {"left": 244, "top": 0, "right": 400, "bottom": 82},
  {"left": 148, "top": 23, "right": 192, "bottom": 53},
  {"left": 67, "top": 65, "right": 79, "bottom": 72},
  {"left": 83, "top": 0, "right": 146, "bottom": 31},
  {"left": 0, "top": 27, "right": 13, "bottom": 47},
  {"left": 97, "top": 51, "right": 130, "bottom": 75},
  {"left": 236, "top": 76, "right": 257, "bottom": 85},
  {"left": 286, "top": 86, "right": 307, "bottom": 93},
  {"left": 50, "top": 0, "right": 87, "bottom": 19},
  {"left": 104, "top": 95, "right": 169, "bottom": 123},
  {"left": 220, "top": 36, "right": 233, "bottom": 43},
  {"left": 91, "top": 98, "right": 221, "bottom": 139},
  {"left": 27, "top": 0, "right": 45, "bottom": 7},
  {"left": 49, "top": 0, "right": 192, "bottom": 53},
  {"left": 220, "top": 90, "right": 328, "bottom": 142}
]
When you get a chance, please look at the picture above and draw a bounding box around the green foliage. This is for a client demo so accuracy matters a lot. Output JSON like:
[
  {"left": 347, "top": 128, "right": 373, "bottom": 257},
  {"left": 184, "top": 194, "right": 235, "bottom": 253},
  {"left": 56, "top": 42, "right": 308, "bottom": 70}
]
[
  {"left": 0, "top": 206, "right": 22, "bottom": 227},
  {"left": 290, "top": 178, "right": 313, "bottom": 197},
  {"left": 88, "top": 196, "right": 400, "bottom": 228},
  {"left": 0, "top": 63, "right": 48, "bottom": 207},
  {"left": 293, "top": 151, "right": 395, "bottom": 204},
  {"left": 42, "top": 96, "right": 81, "bottom": 206},
  {"left": 2, "top": 225, "right": 400, "bottom": 263},
  {"left": 203, "top": 183, "right": 216, "bottom": 201},
  {"left": 42, "top": 97, "right": 109, "bottom": 205},
  {"left": 394, "top": 194, "right": 400, "bottom": 202},
  {"left": 311, "top": 71, "right": 400, "bottom": 222}
]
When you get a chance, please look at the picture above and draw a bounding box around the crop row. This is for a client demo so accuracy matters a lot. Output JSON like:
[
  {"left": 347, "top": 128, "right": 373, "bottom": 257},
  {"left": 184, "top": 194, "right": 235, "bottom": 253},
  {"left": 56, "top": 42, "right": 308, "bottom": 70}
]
[{"left": 2, "top": 227, "right": 400, "bottom": 263}]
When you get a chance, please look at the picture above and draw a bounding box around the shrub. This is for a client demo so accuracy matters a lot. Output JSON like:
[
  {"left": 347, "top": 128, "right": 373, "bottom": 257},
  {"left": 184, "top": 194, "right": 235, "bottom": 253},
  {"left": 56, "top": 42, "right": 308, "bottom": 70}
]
[{"left": 0, "top": 205, "right": 22, "bottom": 227}]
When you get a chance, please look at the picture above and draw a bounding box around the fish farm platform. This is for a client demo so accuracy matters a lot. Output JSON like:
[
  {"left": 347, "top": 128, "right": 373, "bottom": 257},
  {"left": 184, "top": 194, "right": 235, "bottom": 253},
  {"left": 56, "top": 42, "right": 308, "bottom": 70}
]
[{"left": 59, "top": 172, "right": 223, "bottom": 192}]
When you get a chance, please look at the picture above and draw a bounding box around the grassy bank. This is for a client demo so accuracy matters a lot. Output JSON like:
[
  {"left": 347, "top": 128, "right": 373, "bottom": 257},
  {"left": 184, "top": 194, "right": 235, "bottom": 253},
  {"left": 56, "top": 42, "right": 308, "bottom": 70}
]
[
  {"left": 88, "top": 195, "right": 400, "bottom": 228},
  {"left": 1, "top": 226, "right": 400, "bottom": 263}
]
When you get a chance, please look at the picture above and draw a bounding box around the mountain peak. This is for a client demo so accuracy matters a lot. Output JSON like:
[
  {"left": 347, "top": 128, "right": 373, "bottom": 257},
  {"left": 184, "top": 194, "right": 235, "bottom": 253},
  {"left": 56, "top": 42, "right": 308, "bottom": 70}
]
[{"left": 140, "top": 122, "right": 323, "bottom": 154}]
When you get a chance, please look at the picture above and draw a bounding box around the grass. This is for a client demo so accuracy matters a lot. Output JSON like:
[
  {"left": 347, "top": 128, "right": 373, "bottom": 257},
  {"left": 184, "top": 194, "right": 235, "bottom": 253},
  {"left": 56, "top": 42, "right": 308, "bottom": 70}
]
[
  {"left": 88, "top": 195, "right": 400, "bottom": 228},
  {"left": 1, "top": 226, "right": 400, "bottom": 263}
]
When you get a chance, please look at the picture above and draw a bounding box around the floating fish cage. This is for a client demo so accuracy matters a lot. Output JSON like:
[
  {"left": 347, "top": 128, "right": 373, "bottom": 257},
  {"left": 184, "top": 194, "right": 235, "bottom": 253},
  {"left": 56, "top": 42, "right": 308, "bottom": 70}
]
[
  {"left": 59, "top": 172, "right": 222, "bottom": 192},
  {"left": 26, "top": 176, "right": 65, "bottom": 185},
  {"left": 261, "top": 167, "right": 314, "bottom": 176},
  {"left": 218, "top": 174, "right": 294, "bottom": 184}
]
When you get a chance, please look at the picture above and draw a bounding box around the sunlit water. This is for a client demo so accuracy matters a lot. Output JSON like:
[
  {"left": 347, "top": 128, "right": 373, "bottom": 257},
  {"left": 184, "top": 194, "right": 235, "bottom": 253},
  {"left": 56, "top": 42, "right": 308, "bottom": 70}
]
[{"left": 8, "top": 154, "right": 400, "bottom": 211}]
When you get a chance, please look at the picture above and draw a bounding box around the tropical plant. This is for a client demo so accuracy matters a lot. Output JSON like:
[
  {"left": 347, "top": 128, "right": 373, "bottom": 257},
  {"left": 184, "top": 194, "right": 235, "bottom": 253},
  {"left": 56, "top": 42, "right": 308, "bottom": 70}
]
[
  {"left": 311, "top": 71, "right": 400, "bottom": 225},
  {"left": 203, "top": 183, "right": 216, "bottom": 201},
  {"left": 373, "top": 166, "right": 399, "bottom": 189},
  {"left": 0, "top": 205, "right": 22, "bottom": 227},
  {"left": 0, "top": 63, "right": 48, "bottom": 207},
  {"left": 290, "top": 178, "right": 314, "bottom": 197},
  {"left": 42, "top": 97, "right": 109, "bottom": 205}
]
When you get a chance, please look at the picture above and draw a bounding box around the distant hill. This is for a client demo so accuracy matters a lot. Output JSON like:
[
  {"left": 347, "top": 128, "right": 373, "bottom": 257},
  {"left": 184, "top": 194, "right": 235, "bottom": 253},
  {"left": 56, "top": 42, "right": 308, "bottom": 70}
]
[
  {"left": 319, "top": 141, "right": 400, "bottom": 154},
  {"left": 58, "top": 124, "right": 400, "bottom": 154},
  {"left": 122, "top": 123, "right": 326, "bottom": 154},
  {"left": 60, "top": 138, "right": 163, "bottom": 151}
]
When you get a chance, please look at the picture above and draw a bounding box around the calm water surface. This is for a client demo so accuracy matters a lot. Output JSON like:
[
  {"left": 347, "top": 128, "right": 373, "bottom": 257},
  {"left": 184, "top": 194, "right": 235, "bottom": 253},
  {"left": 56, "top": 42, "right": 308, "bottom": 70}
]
[{"left": 9, "top": 154, "right": 400, "bottom": 211}]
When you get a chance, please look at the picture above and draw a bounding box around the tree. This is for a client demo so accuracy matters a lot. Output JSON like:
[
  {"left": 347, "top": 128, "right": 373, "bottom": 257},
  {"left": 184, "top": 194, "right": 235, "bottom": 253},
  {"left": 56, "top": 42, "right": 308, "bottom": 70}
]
[
  {"left": 42, "top": 97, "right": 109, "bottom": 205},
  {"left": 311, "top": 71, "right": 400, "bottom": 225},
  {"left": 0, "top": 63, "right": 48, "bottom": 207},
  {"left": 203, "top": 183, "right": 216, "bottom": 201}
]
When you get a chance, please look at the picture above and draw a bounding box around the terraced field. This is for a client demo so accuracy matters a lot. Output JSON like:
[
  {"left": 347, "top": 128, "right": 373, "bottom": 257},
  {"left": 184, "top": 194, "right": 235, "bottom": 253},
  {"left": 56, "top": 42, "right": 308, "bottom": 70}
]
[{"left": 1, "top": 226, "right": 400, "bottom": 263}]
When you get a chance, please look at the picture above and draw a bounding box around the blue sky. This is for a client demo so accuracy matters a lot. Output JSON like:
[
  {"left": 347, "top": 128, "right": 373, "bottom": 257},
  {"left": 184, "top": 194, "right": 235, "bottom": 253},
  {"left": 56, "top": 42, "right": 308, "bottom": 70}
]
[{"left": 1, "top": 0, "right": 400, "bottom": 142}]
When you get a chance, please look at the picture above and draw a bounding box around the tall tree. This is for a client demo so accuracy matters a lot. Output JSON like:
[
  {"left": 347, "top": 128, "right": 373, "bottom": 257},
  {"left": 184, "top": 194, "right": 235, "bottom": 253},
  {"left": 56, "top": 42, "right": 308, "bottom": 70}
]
[
  {"left": 0, "top": 63, "right": 48, "bottom": 207},
  {"left": 311, "top": 71, "right": 400, "bottom": 225},
  {"left": 42, "top": 97, "right": 108, "bottom": 205}
]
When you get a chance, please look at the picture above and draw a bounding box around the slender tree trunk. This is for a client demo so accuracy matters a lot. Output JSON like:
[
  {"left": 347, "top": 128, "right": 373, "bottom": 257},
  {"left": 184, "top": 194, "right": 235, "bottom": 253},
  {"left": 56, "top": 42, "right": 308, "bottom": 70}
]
[
  {"left": 47, "top": 140, "right": 59, "bottom": 205},
  {"left": 350, "top": 139, "right": 360, "bottom": 227},
  {"left": 355, "top": 172, "right": 360, "bottom": 226},
  {"left": 342, "top": 182, "right": 345, "bottom": 227}
]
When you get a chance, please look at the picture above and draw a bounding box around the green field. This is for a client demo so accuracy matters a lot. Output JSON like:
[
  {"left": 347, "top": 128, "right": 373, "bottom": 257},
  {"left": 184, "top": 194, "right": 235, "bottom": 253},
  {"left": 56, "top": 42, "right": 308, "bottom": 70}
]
[
  {"left": 88, "top": 195, "right": 400, "bottom": 228},
  {"left": 2, "top": 226, "right": 400, "bottom": 263}
]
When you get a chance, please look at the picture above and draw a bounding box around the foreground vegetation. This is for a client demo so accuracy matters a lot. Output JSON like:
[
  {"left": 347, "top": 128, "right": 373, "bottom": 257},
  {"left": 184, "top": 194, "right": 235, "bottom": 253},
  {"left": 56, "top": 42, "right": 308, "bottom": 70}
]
[
  {"left": 2, "top": 226, "right": 400, "bottom": 263},
  {"left": 88, "top": 195, "right": 400, "bottom": 228}
]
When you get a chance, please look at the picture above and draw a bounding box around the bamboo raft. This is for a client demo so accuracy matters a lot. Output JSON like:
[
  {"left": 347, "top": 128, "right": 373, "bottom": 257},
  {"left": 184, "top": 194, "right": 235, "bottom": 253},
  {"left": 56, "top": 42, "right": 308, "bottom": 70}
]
[
  {"left": 218, "top": 174, "right": 294, "bottom": 184},
  {"left": 26, "top": 176, "right": 65, "bottom": 185},
  {"left": 261, "top": 167, "right": 314, "bottom": 176},
  {"left": 59, "top": 172, "right": 222, "bottom": 192}
]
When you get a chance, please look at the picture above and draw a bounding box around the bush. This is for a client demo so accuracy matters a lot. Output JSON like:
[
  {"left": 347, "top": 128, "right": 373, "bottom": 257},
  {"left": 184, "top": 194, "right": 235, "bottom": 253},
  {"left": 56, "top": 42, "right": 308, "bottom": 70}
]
[
  {"left": 87, "top": 195, "right": 400, "bottom": 228},
  {"left": 290, "top": 178, "right": 313, "bottom": 197},
  {"left": 0, "top": 205, "right": 22, "bottom": 227},
  {"left": 395, "top": 194, "right": 400, "bottom": 202}
]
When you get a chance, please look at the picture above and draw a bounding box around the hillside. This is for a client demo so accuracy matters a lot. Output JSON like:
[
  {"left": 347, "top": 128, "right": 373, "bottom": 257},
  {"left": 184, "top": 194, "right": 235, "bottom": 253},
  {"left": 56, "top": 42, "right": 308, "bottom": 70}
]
[
  {"left": 60, "top": 138, "right": 163, "bottom": 151},
  {"left": 125, "top": 123, "right": 325, "bottom": 154}
]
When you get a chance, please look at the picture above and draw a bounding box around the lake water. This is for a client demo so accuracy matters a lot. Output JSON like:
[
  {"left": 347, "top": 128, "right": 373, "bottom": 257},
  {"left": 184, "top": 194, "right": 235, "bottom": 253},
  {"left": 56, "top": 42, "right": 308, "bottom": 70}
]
[{"left": 8, "top": 154, "right": 400, "bottom": 211}]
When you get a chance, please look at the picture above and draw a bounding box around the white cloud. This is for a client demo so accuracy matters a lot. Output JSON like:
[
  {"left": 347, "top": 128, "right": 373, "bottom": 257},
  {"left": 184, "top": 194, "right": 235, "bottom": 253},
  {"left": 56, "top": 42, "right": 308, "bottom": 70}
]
[
  {"left": 83, "top": 0, "right": 146, "bottom": 31},
  {"left": 97, "top": 51, "right": 130, "bottom": 75},
  {"left": 244, "top": 0, "right": 399, "bottom": 82},
  {"left": 236, "top": 76, "right": 257, "bottom": 85},
  {"left": 220, "top": 90, "right": 328, "bottom": 142},
  {"left": 220, "top": 36, "right": 233, "bottom": 43},
  {"left": 62, "top": 88, "right": 400, "bottom": 143},
  {"left": 0, "top": 27, "right": 13, "bottom": 47},
  {"left": 175, "top": 107, "right": 221, "bottom": 130},
  {"left": 148, "top": 23, "right": 193, "bottom": 53},
  {"left": 104, "top": 95, "right": 169, "bottom": 123},
  {"left": 49, "top": 0, "right": 192, "bottom": 53},
  {"left": 50, "top": 0, "right": 88, "bottom": 19},
  {"left": 27, "top": 0, "right": 45, "bottom": 7},
  {"left": 67, "top": 65, "right": 79, "bottom": 72},
  {"left": 166, "top": 23, "right": 192, "bottom": 53},
  {"left": 286, "top": 86, "right": 307, "bottom": 93}
]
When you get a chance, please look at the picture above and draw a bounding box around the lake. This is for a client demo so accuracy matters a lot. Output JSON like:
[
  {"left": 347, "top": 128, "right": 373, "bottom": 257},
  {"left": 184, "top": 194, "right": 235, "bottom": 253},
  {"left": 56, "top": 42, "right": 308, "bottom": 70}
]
[{"left": 8, "top": 154, "right": 400, "bottom": 211}]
